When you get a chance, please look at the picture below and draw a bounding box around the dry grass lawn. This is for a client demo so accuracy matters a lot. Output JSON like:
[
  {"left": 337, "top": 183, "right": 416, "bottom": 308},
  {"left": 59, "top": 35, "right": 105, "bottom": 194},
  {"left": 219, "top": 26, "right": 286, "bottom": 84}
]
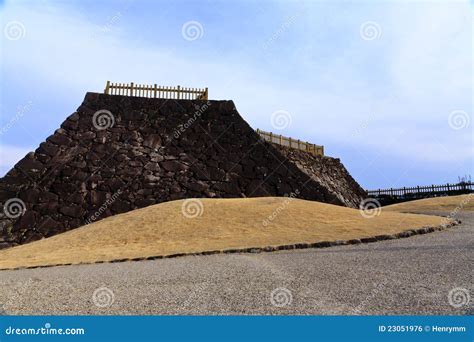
[
  {"left": 384, "top": 194, "right": 473, "bottom": 213},
  {"left": 0, "top": 197, "right": 450, "bottom": 269}
]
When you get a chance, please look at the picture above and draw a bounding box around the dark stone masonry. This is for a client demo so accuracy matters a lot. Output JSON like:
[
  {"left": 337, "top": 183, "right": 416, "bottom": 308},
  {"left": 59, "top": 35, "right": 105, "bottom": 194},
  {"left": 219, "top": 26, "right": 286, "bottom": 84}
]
[{"left": 0, "top": 92, "right": 366, "bottom": 248}]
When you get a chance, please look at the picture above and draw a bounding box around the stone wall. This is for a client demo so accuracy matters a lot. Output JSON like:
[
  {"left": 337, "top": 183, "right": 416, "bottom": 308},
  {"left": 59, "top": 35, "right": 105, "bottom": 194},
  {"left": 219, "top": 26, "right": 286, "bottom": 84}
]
[
  {"left": 273, "top": 145, "right": 367, "bottom": 208},
  {"left": 0, "top": 92, "right": 366, "bottom": 249}
]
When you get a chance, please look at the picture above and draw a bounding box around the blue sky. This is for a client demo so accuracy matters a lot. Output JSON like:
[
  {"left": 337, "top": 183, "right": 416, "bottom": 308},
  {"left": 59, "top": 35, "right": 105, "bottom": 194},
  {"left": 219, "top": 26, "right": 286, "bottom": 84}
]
[{"left": 0, "top": 0, "right": 472, "bottom": 189}]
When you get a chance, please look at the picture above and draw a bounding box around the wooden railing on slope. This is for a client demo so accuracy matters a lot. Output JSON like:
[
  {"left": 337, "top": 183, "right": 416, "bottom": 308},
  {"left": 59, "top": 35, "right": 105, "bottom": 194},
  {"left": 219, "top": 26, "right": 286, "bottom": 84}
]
[{"left": 256, "top": 129, "right": 324, "bottom": 156}]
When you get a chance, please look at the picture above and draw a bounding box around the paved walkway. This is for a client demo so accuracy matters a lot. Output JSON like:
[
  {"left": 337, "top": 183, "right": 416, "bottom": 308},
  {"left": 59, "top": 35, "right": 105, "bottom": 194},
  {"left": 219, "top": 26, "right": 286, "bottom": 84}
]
[{"left": 0, "top": 212, "right": 472, "bottom": 315}]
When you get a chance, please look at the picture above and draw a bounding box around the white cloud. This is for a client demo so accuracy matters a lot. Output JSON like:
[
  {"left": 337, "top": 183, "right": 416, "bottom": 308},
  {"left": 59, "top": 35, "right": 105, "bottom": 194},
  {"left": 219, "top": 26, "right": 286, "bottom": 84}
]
[{"left": 0, "top": 0, "right": 472, "bottom": 177}]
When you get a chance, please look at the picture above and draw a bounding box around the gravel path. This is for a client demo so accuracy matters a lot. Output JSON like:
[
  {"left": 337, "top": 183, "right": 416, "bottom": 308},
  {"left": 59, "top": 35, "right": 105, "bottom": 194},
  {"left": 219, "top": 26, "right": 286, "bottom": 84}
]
[{"left": 0, "top": 211, "right": 472, "bottom": 315}]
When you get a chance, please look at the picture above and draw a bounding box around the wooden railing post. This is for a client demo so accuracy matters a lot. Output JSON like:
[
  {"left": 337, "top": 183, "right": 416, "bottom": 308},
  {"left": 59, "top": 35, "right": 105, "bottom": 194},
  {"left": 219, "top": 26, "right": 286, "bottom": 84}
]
[
  {"left": 130, "top": 82, "right": 134, "bottom": 96},
  {"left": 177, "top": 85, "right": 181, "bottom": 99},
  {"left": 105, "top": 80, "right": 110, "bottom": 94}
]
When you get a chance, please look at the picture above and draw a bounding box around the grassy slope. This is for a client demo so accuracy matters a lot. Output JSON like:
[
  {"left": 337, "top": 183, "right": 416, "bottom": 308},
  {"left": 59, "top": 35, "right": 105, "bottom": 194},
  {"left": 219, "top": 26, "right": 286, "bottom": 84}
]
[
  {"left": 0, "top": 197, "right": 449, "bottom": 269},
  {"left": 384, "top": 194, "right": 473, "bottom": 213}
]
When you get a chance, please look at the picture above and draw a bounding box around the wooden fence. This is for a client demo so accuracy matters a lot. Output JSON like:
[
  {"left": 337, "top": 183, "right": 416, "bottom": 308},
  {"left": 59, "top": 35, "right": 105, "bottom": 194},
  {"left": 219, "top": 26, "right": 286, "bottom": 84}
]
[
  {"left": 367, "top": 181, "right": 473, "bottom": 205},
  {"left": 104, "top": 81, "right": 208, "bottom": 100},
  {"left": 256, "top": 129, "right": 324, "bottom": 156}
]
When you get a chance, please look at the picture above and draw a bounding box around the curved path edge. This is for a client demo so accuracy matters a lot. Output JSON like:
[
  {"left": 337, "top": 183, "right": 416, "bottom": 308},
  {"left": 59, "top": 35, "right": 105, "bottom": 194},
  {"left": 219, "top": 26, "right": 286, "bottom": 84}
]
[{"left": 0, "top": 218, "right": 461, "bottom": 271}]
